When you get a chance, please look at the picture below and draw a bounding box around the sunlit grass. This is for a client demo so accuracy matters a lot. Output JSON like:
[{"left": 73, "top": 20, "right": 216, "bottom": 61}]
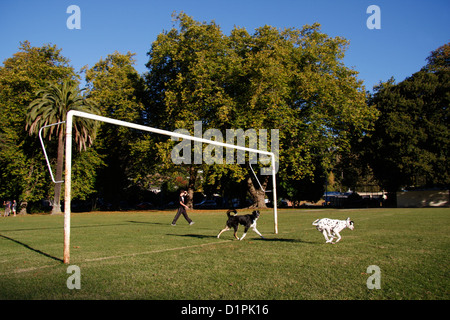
[{"left": 0, "top": 208, "right": 448, "bottom": 299}]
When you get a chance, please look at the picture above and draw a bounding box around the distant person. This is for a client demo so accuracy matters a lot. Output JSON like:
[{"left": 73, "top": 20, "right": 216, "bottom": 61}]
[
  {"left": 12, "top": 200, "right": 17, "bottom": 216},
  {"left": 3, "top": 200, "right": 11, "bottom": 217},
  {"left": 171, "top": 190, "right": 194, "bottom": 226}
]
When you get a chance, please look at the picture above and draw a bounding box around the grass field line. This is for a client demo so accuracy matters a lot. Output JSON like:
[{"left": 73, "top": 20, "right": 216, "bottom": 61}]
[
  {"left": 1, "top": 240, "right": 233, "bottom": 275},
  {"left": 0, "top": 263, "right": 58, "bottom": 276},
  {"left": 83, "top": 239, "right": 232, "bottom": 262},
  {"left": 0, "top": 257, "right": 25, "bottom": 264}
]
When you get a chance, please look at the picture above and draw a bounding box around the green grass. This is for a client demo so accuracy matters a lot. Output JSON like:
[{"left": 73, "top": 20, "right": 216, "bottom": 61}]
[{"left": 0, "top": 208, "right": 449, "bottom": 300}]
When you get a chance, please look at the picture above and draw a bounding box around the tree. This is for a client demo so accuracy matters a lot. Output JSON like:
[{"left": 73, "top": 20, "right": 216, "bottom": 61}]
[
  {"left": 84, "top": 51, "right": 147, "bottom": 208},
  {"left": 0, "top": 41, "right": 77, "bottom": 211},
  {"left": 145, "top": 13, "right": 378, "bottom": 208},
  {"left": 26, "top": 80, "right": 100, "bottom": 213},
  {"left": 226, "top": 23, "right": 376, "bottom": 206},
  {"left": 146, "top": 12, "right": 236, "bottom": 208},
  {"left": 364, "top": 43, "right": 449, "bottom": 196}
]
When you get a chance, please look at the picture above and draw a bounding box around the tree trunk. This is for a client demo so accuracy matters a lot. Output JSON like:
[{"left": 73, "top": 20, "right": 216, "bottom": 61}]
[
  {"left": 52, "top": 129, "right": 64, "bottom": 214},
  {"left": 186, "top": 165, "right": 197, "bottom": 209},
  {"left": 247, "top": 176, "right": 268, "bottom": 209},
  {"left": 19, "top": 201, "right": 27, "bottom": 215}
]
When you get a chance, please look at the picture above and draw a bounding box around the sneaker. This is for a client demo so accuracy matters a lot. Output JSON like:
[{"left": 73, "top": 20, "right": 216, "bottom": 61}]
[{"left": 189, "top": 221, "right": 195, "bottom": 226}]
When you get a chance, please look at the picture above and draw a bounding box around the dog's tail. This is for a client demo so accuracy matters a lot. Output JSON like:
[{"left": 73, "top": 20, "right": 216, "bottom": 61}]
[
  {"left": 312, "top": 219, "right": 320, "bottom": 226},
  {"left": 226, "top": 209, "right": 237, "bottom": 218}
]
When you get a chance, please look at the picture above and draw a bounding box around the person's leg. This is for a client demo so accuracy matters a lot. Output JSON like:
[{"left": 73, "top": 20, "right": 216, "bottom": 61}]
[
  {"left": 180, "top": 208, "right": 193, "bottom": 224},
  {"left": 172, "top": 208, "right": 182, "bottom": 225}
]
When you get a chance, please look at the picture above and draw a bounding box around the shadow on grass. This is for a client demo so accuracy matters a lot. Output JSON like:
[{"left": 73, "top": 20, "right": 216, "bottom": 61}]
[
  {"left": 167, "top": 233, "right": 316, "bottom": 244},
  {"left": 167, "top": 233, "right": 218, "bottom": 239},
  {"left": 127, "top": 220, "right": 167, "bottom": 226},
  {"left": 254, "top": 237, "right": 315, "bottom": 244},
  {"left": 0, "top": 233, "right": 63, "bottom": 262}
]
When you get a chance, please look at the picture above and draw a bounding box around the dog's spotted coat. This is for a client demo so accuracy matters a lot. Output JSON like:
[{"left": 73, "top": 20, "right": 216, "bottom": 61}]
[{"left": 312, "top": 217, "right": 354, "bottom": 244}]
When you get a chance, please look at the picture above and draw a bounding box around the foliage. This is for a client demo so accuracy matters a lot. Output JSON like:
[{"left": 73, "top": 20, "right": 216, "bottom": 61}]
[
  {"left": 27, "top": 81, "right": 100, "bottom": 151},
  {"left": 26, "top": 80, "right": 101, "bottom": 213},
  {"left": 364, "top": 43, "right": 450, "bottom": 192},
  {"left": 145, "top": 13, "right": 243, "bottom": 207},
  {"left": 0, "top": 41, "right": 77, "bottom": 204},
  {"left": 2, "top": 22, "right": 446, "bottom": 211},
  {"left": 84, "top": 51, "right": 147, "bottom": 208},
  {"left": 146, "top": 13, "right": 377, "bottom": 207}
]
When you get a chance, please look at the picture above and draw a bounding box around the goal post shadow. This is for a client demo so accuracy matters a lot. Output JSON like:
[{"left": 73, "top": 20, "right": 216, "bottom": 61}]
[{"left": 63, "top": 110, "right": 278, "bottom": 264}]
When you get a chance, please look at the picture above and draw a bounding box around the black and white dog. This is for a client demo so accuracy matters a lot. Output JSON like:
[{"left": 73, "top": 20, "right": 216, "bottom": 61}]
[
  {"left": 217, "top": 209, "right": 264, "bottom": 240},
  {"left": 312, "top": 217, "right": 354, "bottom": 244}
]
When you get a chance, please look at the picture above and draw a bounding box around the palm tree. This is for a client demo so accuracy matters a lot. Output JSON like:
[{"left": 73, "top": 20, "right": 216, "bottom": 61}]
[{"left": 26, "top": 80, "right": 100, "bottom": 214}]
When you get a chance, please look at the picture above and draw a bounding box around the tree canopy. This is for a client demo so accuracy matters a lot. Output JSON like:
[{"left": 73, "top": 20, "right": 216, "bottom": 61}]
[
  {"left": 26, "top": 80, "right": 100, "bottom": 213},
  {"left": 0, "top": 16, "right": 447, "bottom": 212},
  {"left": 364, "top": 43, "right": 449, "bottom": 194},
  {"left": 0, "top": 41, "right": 77, "bottom": 206},
  {"left": 145, "top": 13, "right": 378, "bottom": 207}
]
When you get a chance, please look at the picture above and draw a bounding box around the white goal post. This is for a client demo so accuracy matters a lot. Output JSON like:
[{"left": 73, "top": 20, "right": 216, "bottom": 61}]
[{"left": 63, "top": 110, "right": 278, "bottom": 263}]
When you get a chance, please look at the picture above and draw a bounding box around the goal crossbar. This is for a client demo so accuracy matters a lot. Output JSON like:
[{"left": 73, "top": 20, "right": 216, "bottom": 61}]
[{"left": 63, "top": 110, "right": 278, "bottom": 263}]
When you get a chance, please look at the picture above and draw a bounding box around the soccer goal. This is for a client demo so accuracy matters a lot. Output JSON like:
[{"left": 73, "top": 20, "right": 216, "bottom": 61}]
[{"left": 61, "top": 110, "right": 278, "bottom": 264}]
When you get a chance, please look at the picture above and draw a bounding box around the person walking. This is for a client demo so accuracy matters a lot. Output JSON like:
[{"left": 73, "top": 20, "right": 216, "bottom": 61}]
[{"left": 171, "top": 189, "right": 194, "bottom": 226}]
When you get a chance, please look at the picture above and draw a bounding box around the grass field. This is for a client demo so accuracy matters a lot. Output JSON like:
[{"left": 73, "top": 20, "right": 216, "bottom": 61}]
[{"left": 0, "top": 208, "right": 449, "bottom": 300}]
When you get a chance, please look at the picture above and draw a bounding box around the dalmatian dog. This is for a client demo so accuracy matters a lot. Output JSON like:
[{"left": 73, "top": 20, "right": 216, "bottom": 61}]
[{"left": 312, "top": 217, "right": 354, "bottom": 244}]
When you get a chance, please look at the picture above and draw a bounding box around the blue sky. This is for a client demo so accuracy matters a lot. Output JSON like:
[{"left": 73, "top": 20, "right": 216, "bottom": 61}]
[{"left": 1, "top": 0, "right": 448, "bottom": 91}]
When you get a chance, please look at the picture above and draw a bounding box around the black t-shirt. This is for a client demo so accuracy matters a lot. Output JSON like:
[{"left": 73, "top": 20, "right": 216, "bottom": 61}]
[{"left": 179, "top": 195, "right": 185, "bottom": 208}]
